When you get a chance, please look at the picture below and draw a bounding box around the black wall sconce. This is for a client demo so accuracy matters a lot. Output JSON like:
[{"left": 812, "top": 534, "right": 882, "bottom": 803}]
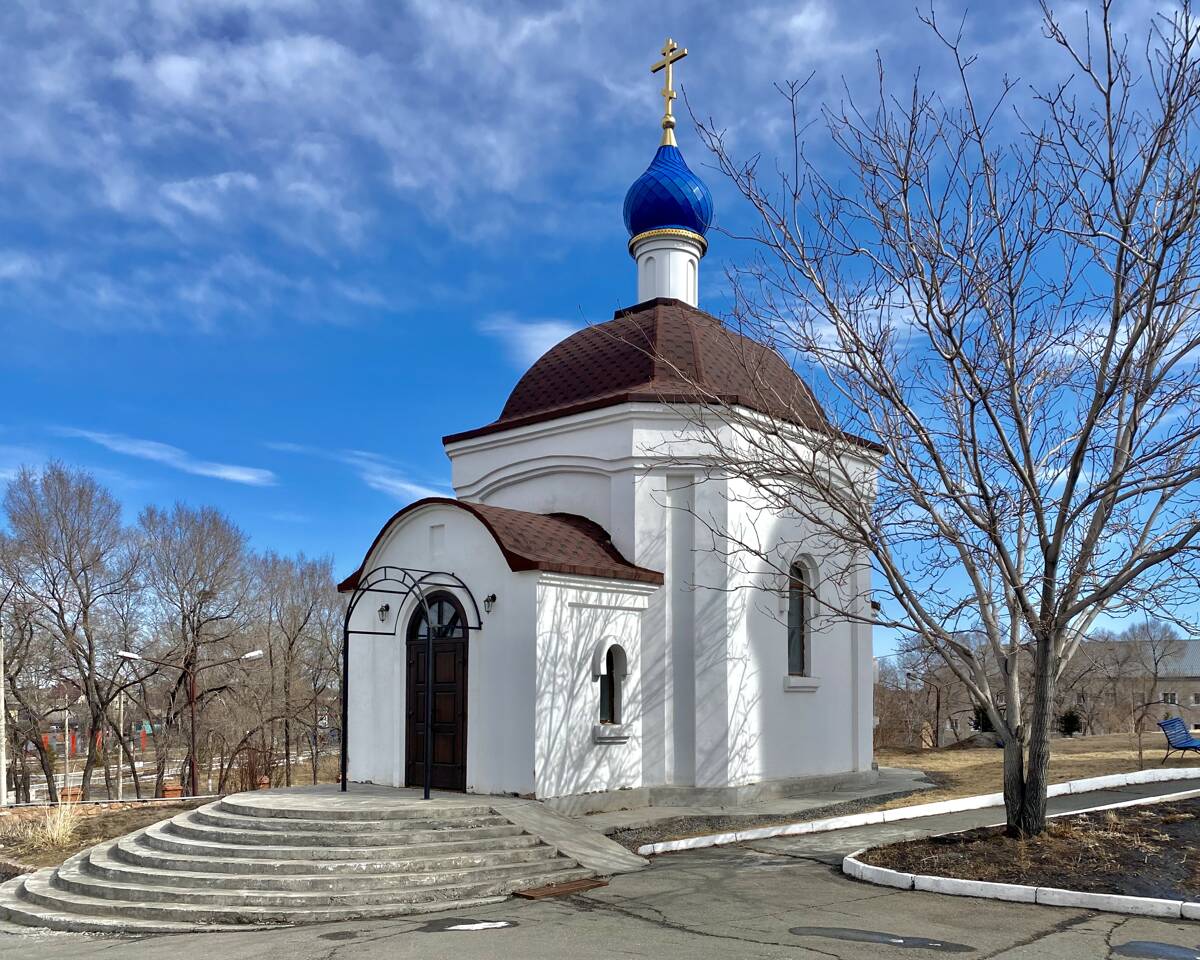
[
  {"left": 377, "top": 602, "right": 390, "bottom": 622},
  {"left": 483, "top": 593, "right": 497, "bottom": 614}
]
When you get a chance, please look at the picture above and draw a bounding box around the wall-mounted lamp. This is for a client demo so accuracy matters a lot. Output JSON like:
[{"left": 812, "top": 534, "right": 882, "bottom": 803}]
[
  {"left": 483, "top": 593, "right": 497, "bottom": 614},
  {"left": 377, "top": 602, "right": 390, "bottom": 622}
]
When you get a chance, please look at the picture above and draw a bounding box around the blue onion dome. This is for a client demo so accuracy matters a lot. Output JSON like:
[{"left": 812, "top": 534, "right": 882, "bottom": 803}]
[{"left": 623, "top": 144, "right": 714, "bottom": 241}]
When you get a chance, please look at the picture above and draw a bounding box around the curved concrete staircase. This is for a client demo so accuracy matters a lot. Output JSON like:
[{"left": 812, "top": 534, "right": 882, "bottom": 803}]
[{"left": 0, "top": 791, "right": 594, "bottom": 933}]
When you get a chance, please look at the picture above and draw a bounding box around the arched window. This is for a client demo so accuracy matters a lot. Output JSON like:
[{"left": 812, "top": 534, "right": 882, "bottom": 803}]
[
  {"left": 597, "top": 644, "right": 627, "bottom": 725},
  {"left": 407, "top": 594, "right": 467, "bottom": 643},
  {"left": 788, "top": 561, "right": 812, "bottom": 676}
]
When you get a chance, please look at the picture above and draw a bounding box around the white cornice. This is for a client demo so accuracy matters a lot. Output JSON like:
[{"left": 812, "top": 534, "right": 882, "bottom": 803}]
[
  {"left": 536, "top": 572, "right": 660, "bottom": 596},
  {"left": 444, "top": 402, "right": 690, "bottom": 455}
]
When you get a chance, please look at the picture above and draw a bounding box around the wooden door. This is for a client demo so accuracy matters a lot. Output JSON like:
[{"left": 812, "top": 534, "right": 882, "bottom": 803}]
[{"left": 405, "top": 595, "right": 468, "bottom": 791}]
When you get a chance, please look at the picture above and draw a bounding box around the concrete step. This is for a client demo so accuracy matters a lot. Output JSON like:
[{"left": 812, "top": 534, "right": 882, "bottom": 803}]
[
  {"left": 0, "top": 790, "right": 608, "bottom": 934},
  {"left": 20, "top": 864, "right": 591, "bottom": 924},
  {"left": 59, "top": 850, "right": 583, "bottom": 907},
  {"left": 140, "top": 821, "right": 542, "bottom": 862},
  {"left": 0, "top": 876, "right": 225, "bottom": 935},
  {"left": 115, "top": 829, "right": 546, "bottom": 874},
  {"left": 0, "top": 873, "right": 508, "bottom": 934},
  {"left": 111, "top": 833, "right": 557, "bottom": 879},
  {"left": 165, "top": 809, "right": 523, "bottom": 847},
  {"left": 217, "top": 794, "right": 495, "bottom": 821},
  {"left": 84, "top": 842, "right": 570, "bottom": 893},
  {"left": 193, "top": 804, "right": 507, "bottom": 834}
]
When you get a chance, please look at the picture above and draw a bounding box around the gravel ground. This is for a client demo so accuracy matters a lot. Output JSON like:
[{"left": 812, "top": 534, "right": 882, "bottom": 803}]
[{"left": 610, "top": 790, "right": 921, "bottom": 852}]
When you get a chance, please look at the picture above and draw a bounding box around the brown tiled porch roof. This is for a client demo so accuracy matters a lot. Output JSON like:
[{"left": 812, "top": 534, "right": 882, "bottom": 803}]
[{"left": 337, "top": 497, "right": 662, "bottom": 592}]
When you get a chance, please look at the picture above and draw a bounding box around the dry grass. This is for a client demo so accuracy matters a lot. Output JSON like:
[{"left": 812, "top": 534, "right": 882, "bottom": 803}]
[
  {"left": 875, "top": 732, "right": 1193, "bottom": 809},
  {"left": 3, "top": 803, "right": 82, "bottom": 855},
  {"left": 0, "top": 799, "right": 206, "bottom": 871}
]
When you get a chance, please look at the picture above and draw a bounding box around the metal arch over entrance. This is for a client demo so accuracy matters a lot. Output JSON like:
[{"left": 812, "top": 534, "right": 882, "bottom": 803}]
[{"left": 339, "top": 566, "right": 483, "bottom": 800}]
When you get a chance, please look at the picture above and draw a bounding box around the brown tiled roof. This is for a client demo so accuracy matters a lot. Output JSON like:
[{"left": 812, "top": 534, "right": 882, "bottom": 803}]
[
  {"left": 444, "top": 297, "right": 841, "bottom": 444},
  {"left": 337, "top": 497, "right": 662, "bottom": 592}
]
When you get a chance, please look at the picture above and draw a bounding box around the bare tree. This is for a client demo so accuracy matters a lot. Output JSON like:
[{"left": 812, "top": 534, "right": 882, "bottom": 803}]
[
  {"left": 1107, "top": 620, "right": 1186, "bottom": 766},
  {"left": 688, "top": 2, "right": 1200, "bottom": 835},
  {"left": 0, "top": 589, "right": 63, "bottom": 802},
  {"left": 1, "top": 464, "right": 141, "bottom": 799},
  {"left": 137, "top": 503, "right": 250, "bottom": 795},
  {"left": 255, "top": 552, "right": 339, "bottom": 787}
]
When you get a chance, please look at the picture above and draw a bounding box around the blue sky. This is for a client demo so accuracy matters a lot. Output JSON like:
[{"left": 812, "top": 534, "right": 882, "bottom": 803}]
[{"left": 0, "top": 0, "right": 1164, "bottom": 633}]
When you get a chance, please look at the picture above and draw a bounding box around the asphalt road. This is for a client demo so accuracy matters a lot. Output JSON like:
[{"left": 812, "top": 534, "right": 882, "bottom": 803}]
[{"left": 3, "top": 780, "right": 1200, "bottom": 959}]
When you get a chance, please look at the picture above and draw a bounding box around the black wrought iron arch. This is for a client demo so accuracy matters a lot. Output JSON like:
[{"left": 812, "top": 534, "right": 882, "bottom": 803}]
[{"left": 340, "top": 565, "right": 483, "bottom": 799}]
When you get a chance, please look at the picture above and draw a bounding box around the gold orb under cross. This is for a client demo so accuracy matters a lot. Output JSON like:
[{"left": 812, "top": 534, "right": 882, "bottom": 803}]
[{"left": 651, "top": 37, "right": 688, "bottom": 147}]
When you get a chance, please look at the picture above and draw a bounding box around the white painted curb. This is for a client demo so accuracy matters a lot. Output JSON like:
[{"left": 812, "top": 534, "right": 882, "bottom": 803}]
[
  {"left": 840, "top": 786, "right": 1200, "bottom": 920},
  {"left": 636, "top": 766, "right": 1200, "bottom": 856}
]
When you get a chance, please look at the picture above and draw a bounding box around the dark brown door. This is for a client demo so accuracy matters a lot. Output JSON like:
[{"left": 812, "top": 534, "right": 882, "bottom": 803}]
[{"left": 405, "top": 595, "right": 468, "bottom": 791}]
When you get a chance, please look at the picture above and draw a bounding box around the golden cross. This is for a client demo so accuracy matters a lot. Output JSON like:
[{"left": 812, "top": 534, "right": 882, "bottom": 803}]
[{"left": 651, "top": 37, "right": 688, "bottom": 147}]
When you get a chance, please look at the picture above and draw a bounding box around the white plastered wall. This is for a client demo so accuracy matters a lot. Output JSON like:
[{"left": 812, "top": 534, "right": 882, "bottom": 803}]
[
  {"left": 720, "top": 473, "right": 875, "bottom": 785},
  {"left": 445, "top": 402, "right": 877, "bottom": 793},
  {"left": 533, "top": 574, "right": 657, "bottom": 799},
  {"left": 345, "top": 502, "right": 538, "bottom": 796}
]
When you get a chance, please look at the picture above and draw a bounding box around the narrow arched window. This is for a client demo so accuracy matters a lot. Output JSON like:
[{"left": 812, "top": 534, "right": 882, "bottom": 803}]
[
  {"left": 600, "top": 648, "right": 617, "bottom": 724},
  {"left": 788, "top": 562, "right": 811, "bottom": 676},
  {"left": 598, "top": 645, "right": 626, "bottom": 724}
]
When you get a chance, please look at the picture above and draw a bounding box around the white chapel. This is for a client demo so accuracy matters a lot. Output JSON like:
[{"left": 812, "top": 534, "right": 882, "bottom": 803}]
[{"left": 339, "top": 40, "right": 877, "bottom": 813}]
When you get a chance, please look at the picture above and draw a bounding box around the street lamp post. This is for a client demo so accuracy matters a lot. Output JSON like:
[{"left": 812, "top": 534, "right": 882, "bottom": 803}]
[
  {"left": 115, "top": 690, "right": 125, "bottom": 801},
  {"left": 117, "top": 648, "right": 263, "bottom": 797},
  {"left": 0, "top": 620, "right": 6, "bottom": 808}
]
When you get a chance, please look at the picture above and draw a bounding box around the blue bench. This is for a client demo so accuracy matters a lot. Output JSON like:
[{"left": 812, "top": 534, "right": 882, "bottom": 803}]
[{"left": 1158, "top": 716, "right": 1200, "bottom": 763}]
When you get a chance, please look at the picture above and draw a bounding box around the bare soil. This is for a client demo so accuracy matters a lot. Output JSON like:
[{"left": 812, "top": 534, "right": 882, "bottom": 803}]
[
  {"left": 0, "top": 799, "right": 206, "bottom": 877},
  {"left": 861, "top": 798, "right": 1200, "bottom": 900}
]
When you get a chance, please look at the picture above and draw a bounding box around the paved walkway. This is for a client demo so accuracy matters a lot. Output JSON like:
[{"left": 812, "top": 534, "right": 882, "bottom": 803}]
[
  {"left": 745, "top": 775, "right": 1200, "bottom": 861},
  {"left": 4, "top": 778, "right": 1199, "bottom": 958},
  {"left": 577, "top": 766, "right": 932, "bottom": 834}
]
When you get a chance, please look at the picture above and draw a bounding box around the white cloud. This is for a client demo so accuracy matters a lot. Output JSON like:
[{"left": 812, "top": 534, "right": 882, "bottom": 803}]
[
  {"left": 340, "top": 451, "right": 447, "bottom": 501},
  {"left": 478, "top": 313, "right": 579, "bottom": 367},
  {"left": 0, "top": 0, "right": 1133, "bottom": 332},
  {"left": 58, "top": 428, "right": 276, "bottom": 486},
  {"left": 266, "top": 441, "right": 449, "bottom": 501},
  {"left": 0, "top": 445, "right": 41, "bottom": 482},
  {"left": 267, "top": 510, "right": 310, "bottom": 524},
  {"left": 0, "top": 251, "right": 42, "bottom": 281},
  {"left": 160, "top": 171, "right": 260, "bottom": 221}
]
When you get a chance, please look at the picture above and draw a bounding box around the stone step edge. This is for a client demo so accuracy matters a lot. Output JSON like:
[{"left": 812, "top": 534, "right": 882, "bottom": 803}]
[
  {"left": 98, "top": 840, "right": 562, "bottom": 883},
  {"left": 21, "top": 865, "right": 594, "bottom": 921},
  {"left": 142, "top": 821, "right": 530, "bottom": 857},
  {"left": 193, "top": 808, "right": 511, "bottom": 833},
  {"left": 164, "top": 814, "right": 525, "bottom": 845},
  {"left": 216, "top": 796, "right": 496, "bottom": 821},
  {"left": 71, "top": 847, "right": 580, "bottom": 899},
  {"left": 115, "top": 832, "right": 546, "bottom": 871},
  {"left": 0, "top": 875, "right": 511, "bottom": 934}
]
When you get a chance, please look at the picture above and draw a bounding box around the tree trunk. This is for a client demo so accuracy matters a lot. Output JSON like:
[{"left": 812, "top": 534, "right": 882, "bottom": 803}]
[
  {"left": 79, "top": 713, "right": 101, "bottom": 801},
  {"left": 284, "top": 667, "right": 293, "bottom": 788},
  {"left": 36, "top": 739, "right": 57, "bottom": 804},
  {"left": 1013, "top": 635, "right": 1057, "bottom": 837},
  {"left": 1001, "top": 735, "right": 1026, "bottom": 836},
  {"left": 127, "top": 749, "right": 142, "bottom": 799}
]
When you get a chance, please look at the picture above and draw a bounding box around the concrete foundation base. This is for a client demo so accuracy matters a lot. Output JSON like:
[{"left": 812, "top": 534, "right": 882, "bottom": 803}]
[{"left": 540, "top": 768, "right": 882, "bottom": 816}]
